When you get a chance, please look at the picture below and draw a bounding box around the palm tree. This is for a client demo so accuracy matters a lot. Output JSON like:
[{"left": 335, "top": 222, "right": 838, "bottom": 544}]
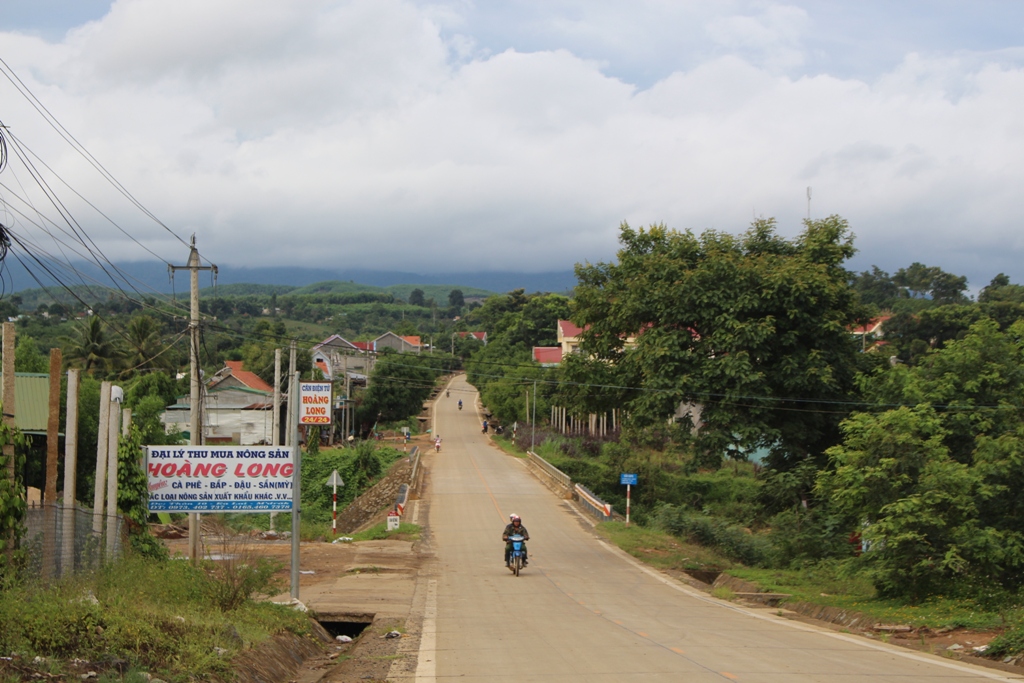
[
  {"left": 66, "top": 316, "right": 120, "bottom": 376},
  {"left": 121, "top": 315, "right": 172, "bottom": 376}
]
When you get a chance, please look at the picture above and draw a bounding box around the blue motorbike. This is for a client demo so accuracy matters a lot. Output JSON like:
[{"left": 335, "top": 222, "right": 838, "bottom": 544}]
[{"left": 507, "top": 534, "right": 526, "bottom": 576}]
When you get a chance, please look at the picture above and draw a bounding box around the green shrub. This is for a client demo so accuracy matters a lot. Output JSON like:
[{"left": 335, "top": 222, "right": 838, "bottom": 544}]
[
  {"left": 202, "top": 554, "right": 283, "bottom": 611},
  {"left": 986, "top": 622, "right": 1024, "bottom": 658},
  {"left": 655, "top": 505, "right": 773, "bottom": 567},
  {"left": 767, "top": 508, "right": 855, "bottom": 566}
]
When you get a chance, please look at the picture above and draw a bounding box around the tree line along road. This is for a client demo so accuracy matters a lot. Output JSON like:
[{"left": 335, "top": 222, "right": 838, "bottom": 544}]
[{"left": 407, "top": 374, "right": 1018, "bottom": 682}]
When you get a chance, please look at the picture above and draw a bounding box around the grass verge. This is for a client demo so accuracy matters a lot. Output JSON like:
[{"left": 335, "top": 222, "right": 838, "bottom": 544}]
[
  {"left": 490, "top": 435, "right": 527, "bottom": 458},
  {"left": 597, "top": 522, "right": 1022, "bottom": 638},
  {"left": 595, "top": 521, "right": 733, "bottom": 572},
  {"left": 728, "top": 566, "right": 1016, "bottom": 631},
  {"left": 351, "top": 522, "right": 421, "bottom": 542},
  {"left": 0, "top": 554, "right": 310, "bottom": 682}
]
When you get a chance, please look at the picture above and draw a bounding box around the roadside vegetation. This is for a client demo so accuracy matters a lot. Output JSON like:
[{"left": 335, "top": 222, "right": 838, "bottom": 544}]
[
  {"left": 0, "top": 555, "right": 308, "bottom": 681},
  {"left": 470, "top": 215, "right": 1024, "bottom": 661}
]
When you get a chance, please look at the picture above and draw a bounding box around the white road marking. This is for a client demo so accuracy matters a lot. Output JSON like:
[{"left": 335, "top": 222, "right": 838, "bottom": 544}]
[{"left": 414, "top": 578, "right": 438, "bottom": 682}]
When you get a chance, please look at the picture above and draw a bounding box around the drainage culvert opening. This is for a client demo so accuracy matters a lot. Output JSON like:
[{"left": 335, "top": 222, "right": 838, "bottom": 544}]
[
  {"left": 317, "top": 619, "right": 372, "bottom": 639},
  {"left": 684, "top": 570, "right": 722, "bottom": 585}
]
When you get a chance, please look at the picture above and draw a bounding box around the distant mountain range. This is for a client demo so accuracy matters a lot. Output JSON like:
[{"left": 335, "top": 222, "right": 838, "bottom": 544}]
[{"left": 2, "top": 259, "right": 578, "bottom": 300}]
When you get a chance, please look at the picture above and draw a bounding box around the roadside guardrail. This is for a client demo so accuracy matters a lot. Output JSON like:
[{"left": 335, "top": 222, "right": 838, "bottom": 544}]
[
  {"left": 409, "top": 446, "right": 421, "bottom": 490},
  {"left": 394, "top": 483, "right": 410, "bottom": 516},
  {"left": 574, "top": 483, "right": 613, "bottom": 522},
  {"left": 526, "top": 450, "right": 572, "bottom": 489}
]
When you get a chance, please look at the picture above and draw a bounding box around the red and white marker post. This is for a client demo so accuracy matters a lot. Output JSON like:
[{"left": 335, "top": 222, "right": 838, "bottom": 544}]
[{"left": 325, "top": 469, "right": 345, "bottom": 537}]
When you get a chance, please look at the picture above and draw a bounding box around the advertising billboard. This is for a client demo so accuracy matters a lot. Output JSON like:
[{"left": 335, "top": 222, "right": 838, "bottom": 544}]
[{"left": 146, "top": 445, "right": 295, "bottom": 512}]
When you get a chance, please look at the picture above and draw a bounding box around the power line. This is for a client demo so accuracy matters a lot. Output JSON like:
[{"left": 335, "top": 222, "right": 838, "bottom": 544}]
[{"left": 0, "top": 58, "right": 189, "bottom": 249}]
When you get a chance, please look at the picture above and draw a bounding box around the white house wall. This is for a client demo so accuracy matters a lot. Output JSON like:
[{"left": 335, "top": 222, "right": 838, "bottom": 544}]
[{"left": 162, "top": 408, "right": 274, "bottom": 445}]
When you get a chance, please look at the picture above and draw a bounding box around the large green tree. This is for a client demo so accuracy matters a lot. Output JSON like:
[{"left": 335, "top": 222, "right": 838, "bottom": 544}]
[
  {"left": 358, "top": 352, "right": 439, "bottom": 426},
  {"left": 820, "top": 320, "right": 1024, "bottom": 599},
  {"left": 571, "top": 216, "right": 867, "bottom": 470}
]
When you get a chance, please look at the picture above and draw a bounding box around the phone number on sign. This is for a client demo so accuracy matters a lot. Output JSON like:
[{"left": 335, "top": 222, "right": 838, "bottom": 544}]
[{"left": 300, "top": 416, "right": 331, "bottom": 424}]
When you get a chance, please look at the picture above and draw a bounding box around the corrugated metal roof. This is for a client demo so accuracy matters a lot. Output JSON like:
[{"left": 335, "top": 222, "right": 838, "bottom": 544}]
[{"left": 0, "top": 373, "right": 52, "bottom": 432}]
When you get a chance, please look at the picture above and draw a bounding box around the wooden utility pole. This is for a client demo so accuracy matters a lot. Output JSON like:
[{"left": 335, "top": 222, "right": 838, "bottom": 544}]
[
  {"left": 42, "top": 348, "right": 61, "bottom": 579},
  {"left": 169, "top": 237, "right": 216, "bottom": 563},
  {"left": 2, "top": 323, "right": 14, "bottom": 562},
  {"left": 45, "top": 348, "right": 61, "bottom": 504},
  {"left": 61, "top": 369, "right": 79, "bottom": 575}
]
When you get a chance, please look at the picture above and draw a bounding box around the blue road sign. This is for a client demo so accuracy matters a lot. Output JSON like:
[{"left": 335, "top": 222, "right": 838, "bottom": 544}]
[{"left": 620, "top": 473, "right": 638, "bottom": 486}]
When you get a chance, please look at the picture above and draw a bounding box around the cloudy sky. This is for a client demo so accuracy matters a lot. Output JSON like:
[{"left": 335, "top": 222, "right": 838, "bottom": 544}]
[{"left": 1, "top": 1, "right": 1023, "bottom": 289}]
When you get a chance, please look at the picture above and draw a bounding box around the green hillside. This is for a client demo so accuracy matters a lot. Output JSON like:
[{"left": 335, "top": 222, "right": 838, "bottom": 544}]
[
  {"left": 200, "top": 283, "right": 297, "bottom": 296},
  {"left": 287, "top": 281, "right": 494, "bottom": 302},
  {"left": 383, "top": 284, "right": 494, "bottom": 302}
]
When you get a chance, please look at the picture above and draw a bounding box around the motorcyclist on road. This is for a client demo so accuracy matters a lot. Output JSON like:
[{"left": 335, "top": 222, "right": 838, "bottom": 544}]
[
  {"left": 446, "top": 389, "right": 450, "bottom": 398},
  {"left": 434, "top": 435, "right": 441, "bottom": 452},
  {"left": 458, "top": 399, "right": 463, "bottom": 410},
  {"left": 502, "top": 513, "right": 529, "bottom": 568},
  {"left": 482, "top": 419, "right": 489, "bottom": 434}
]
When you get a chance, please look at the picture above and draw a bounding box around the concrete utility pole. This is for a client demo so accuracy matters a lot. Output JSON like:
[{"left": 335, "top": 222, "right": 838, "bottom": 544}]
[
  {"left": 92, "top": 381, "right": 111, "bottom": 535},
  {"left": 105, "top": 389, "right": 122, "bottom": 560},
  {"left": 287, "top": 340, "right": 296, "bottom": 446},
  {"left": 270, "top": 348, "right": 282, "bottom": 531},
  {"left": 169, "top": 237, "right": 216, "bottom": 563},
  {"left": 290, "top": 370, "right": 301, "bottom": 599},
  {"left": 2, "top": 323, "right": 14, "bottom": 562},
  {"left": 273, "top": 348, "right": 282, "bottom": 445},
  {"left": 62, "top": 369, "right": 79, "bottom": 575}
]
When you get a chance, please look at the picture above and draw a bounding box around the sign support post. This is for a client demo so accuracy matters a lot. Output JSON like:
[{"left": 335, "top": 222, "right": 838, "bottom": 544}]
[{"left": 620, "top": 473, "right": 638, "bottom": 526}]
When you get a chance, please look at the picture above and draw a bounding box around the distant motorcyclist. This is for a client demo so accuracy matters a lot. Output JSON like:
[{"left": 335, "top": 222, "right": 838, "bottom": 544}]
[
  {"left": 482, "top": 419, "right": 489, "bottom": 434},
  {"left": 458, "top": 399, "right": 463, "bottom": 410},
  {"left": 502, "top": 513, "right": 529, "bottom": 568},
  {"left": 446, "top": 389, "right": 450, "bottom": 398},
  {"left": 434, "top": 435, "right": 441, "bottom": 453}
]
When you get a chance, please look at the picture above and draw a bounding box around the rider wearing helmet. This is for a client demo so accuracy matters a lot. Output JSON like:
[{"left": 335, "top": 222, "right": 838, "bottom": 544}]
[{"left": 502, "top": 513, "right": 529, "bottom": 568}]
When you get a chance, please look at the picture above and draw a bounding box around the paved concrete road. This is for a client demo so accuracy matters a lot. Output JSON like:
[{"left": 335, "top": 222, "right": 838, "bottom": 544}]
[{"left": 412, "top": 375, "right": 1019, "bottom": 682}]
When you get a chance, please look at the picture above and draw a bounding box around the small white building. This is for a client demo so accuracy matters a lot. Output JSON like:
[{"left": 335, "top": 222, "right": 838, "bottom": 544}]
[{"left": 162, "top": 361, "right": 277, "bottom": 444}]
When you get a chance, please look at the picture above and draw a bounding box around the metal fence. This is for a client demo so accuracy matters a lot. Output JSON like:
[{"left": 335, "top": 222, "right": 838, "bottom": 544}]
[{"left": 22, "top": 503, "right": 127, "bottom": 578}]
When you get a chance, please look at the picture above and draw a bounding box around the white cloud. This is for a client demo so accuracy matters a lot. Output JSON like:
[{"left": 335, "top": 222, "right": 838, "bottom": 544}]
[{"left": 0, "top": 0, "right": 1023, "bottom": 288}]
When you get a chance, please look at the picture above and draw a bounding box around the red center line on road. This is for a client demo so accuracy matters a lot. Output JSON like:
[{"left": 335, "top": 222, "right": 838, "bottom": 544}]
[{"left": 466, "top": 451, "right": 509, "bottom": 524}]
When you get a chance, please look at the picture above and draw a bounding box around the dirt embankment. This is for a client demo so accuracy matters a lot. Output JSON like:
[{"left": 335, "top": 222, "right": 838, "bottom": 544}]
[{"left": 334, "top": 451, "right": 418, "bottom": 534}]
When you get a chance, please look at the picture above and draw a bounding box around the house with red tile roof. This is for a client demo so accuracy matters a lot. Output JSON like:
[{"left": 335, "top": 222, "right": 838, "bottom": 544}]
[
  {"left": 851, "top": 316, "right": 890, "bottom": 337},
  {"left": 557, "top": 319, "right": 587, "bottom": 357},
  {"left": 457, "top": 331, "right": 488, "bottom": 345},
  {"left": 162, "top": 360, "right": 277, "bottom": 444},
  {"left": 851, "top": 316, "right": 891, "bottom": 351},
  {"left": 533, "top": 346, "right": 562, "bottom": 366},
  {"left": 373, "top": 331, "right": 422, "bottom": 354},
  {"left": 209, "top": 360, "right": 274, "bottom": 393},
  {"left": 311, "top": 335, "right": 374, "bottom": 381}
]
